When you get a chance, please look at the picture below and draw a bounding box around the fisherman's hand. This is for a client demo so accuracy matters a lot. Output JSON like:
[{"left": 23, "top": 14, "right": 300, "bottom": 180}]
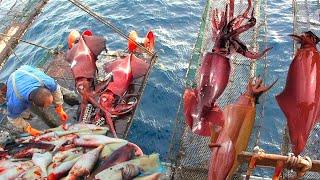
[
  {"left": 55, "top": 105, "right": 68, "bottom": 123},
  {"left": 25, "top": 125, "right": 42, "bottom": 136}
]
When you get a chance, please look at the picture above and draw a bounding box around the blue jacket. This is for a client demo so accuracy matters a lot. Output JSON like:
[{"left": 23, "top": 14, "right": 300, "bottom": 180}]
[{"left": 6, "top": 65, "right": 58, "bottom": 119}]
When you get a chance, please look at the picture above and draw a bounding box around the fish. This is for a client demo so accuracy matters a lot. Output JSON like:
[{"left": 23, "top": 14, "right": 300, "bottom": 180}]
[
  {"left": 32, "top": 152, "right": 53, "bottom": 177},
  {"left": 276, "top": 31, "right": 320, "bottom": 155},
  {"left": 41, "top": 134, "right": 78, "bottom": 153},
  {"left": 0, "top": 160, "right": 34, "bottom": 179},
  {"left": 121, "top": 164, "right": 142, "bottom": 180},
  {"left": 90, "top": 143, "right": 137, "bottom": 178},
  {"left": 14, "top": 148, "right": 47, "bottom": 159},
  {"left": 52, "top": 147, "right": 83, "bottom": 163},
  {"left": 35, "top": 129, "right": 88, "bottom": 141},
  {"left": 74, "top": 135, "right": 127, "bottom": 147},
  {"left": 67, "top": 123, "right": 109, "bottom": 132},
  {"left": 5, "top": 142, "right": 54, "bottom": 157},
  {"left": 99, "top": 142, "right": 128, "bottom": 159},
  {"left": 68, "top": 145, "right": 104, "bottom": 178},
  {"left": 95, "top": 154, "right": 161, "bottom": 180},
  {"left": 47, "top": 157, "right": 80, "bottom": 180},
  {"left": 17, "top": 166, "right": 42, "bottom": 179}
]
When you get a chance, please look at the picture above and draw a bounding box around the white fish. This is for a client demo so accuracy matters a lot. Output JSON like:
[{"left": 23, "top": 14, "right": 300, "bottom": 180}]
[
  {"left": 32, "top": 152, "right": 53, "bottom": 177},
  {"left": 0, "top": 160, "right": 34, "bottom": 180},
  {"left": 52, "top": 147, "right": 83, "bottom": 163},
  {"left": 95, "top": 154, "right": 160, "bottom": 180},
  {"left": 35, "top": 130, "right": 81, "bottom": 141},
  {"left": 42, "top": 134, "right": 78, "bottom": 152},
  {"left": 47, "top": 157, "right": 79, "bottom": 180},
  {"left": 100, "top": 142, "right": 128, "bottom": 159},
  {"left": 69, "top": 145, "right": 104, "bottom": 177},
  {"left": 68, "top": 123, "right": 109, "bottom": 131},
  {"left": 17, "top": 166, "right": 42, "bottom": 179},
  {"left": 74, "top": 135, "right": 127, "bottom": 147}
]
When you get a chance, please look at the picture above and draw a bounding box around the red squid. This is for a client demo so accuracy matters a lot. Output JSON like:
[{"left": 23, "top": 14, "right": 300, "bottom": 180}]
[
  {"left": 276, "top": 31, "right": 320, "bottom": 155},
  {"left": 66, "top": 30, "right": 118, "bottom": 137},
  {"left": 183, "top": 0, "right": 271, "bottom": 136},
  {"left": 208, "top": 77, "right": 276, "bottom": 180},
  {"left": 66, "top": 29, "right": 152, "bottom": 137}
]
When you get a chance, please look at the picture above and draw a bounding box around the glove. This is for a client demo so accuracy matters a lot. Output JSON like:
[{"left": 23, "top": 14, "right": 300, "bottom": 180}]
[
  {"left": 55, "top": 105, "right": 68, "bottom": 123},
  {"left": 25, "top": 125, "right": 42, "bottom": 136}
]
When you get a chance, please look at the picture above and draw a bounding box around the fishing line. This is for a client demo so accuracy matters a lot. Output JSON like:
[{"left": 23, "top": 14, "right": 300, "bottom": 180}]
[
  {"left": 0, "top": 33, "right": 58, "bottom": 53},
  {"left": 10, "top": 47, "right": 23, "bottom": 64}
]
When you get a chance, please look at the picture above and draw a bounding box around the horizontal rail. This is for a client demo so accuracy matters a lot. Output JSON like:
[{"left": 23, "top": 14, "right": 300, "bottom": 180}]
[{"left": 238, "top": 151, "right": 320, "bottom": 172}]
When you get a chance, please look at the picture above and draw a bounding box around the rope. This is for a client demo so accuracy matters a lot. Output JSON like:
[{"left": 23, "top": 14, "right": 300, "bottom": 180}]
[
  {"left": 0, "top": 33, "right": 58, "bottom": 53},
  {"left": 286, "top": 153, "right": 312, "bottom": 178},
  {"left": 10, "top": 47, "right": 23, "bottom": 63},
  {"left": 67, "top": 0, "right": 155, "bottom": 57}
]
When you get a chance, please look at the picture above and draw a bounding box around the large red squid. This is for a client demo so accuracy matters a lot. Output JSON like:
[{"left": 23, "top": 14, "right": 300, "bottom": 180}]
[
  {"left": 276, "top": 31, "right": 320, "bottom": 155},
  {"left": 208, "top": 77, "right": 276, "bottom": 180},
  {"left": 183, "top": 0, "right": 271, "bottom": 136},
  {"left": 66, "top": 30, "right": 118, "bottom": 137},
  {"left": 66, "top": 30, "right": 151, "bottom": 138}
]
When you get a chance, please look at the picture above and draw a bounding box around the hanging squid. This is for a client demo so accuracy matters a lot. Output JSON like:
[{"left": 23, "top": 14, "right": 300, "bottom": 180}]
[
  {"left": 183, "top": 0, "right": 271, "bottom": 136},
  {"left": 276, "top": 31, "right": 320, "bottom": 155},
  {"left": 207, "top": 77, "right": 276, "bottom": 180}
]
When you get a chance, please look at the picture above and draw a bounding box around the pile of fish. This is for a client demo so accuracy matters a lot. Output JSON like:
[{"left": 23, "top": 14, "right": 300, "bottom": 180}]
[{"left": 0, "top": 123, "right": 164, "bottom": 179}]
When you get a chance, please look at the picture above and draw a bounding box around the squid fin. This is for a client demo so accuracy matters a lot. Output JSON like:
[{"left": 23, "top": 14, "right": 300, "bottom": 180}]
[
  {"left": 130, "top": 53, "right": 149, "bottom": 79},
  {"left": 83, "top": 35, "right": 106, "bottom": 57}
]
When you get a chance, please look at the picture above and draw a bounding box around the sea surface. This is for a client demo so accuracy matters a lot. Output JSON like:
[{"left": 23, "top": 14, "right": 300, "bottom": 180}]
[{"left": 0, "top": 0, "right": 320, "bottom": 177}]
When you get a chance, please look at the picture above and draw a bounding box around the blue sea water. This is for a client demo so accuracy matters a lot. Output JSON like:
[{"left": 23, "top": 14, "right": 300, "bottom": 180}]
[
  {"left": 0, "top": 0, "right": 320, "bottom": 175},
  {"left": 0, "top": 0, "right": 205, "bottom": 160}
]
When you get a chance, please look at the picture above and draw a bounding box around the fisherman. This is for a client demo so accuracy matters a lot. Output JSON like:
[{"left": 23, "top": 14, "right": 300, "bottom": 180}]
[{"left": 0, "top": 65, "right": 68, "bottom": 136}]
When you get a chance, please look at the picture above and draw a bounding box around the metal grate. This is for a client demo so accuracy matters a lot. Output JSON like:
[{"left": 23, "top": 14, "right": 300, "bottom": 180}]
[{"left": 168, "top": 0, "right": 269, "bottom": 179}]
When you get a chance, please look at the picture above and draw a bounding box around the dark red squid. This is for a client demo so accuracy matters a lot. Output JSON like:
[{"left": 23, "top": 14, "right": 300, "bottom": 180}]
[
  {"left": 66, "top": 31, "right": 121, "bottom": 137},
  {"left": 208, "top": 77, "right": 276, "bottom": 180},
  {"left": 66, "top": 30, "right": 151, "bottom": 137},
  {"left": 276, "top": 31, "right": 320, "bottom": 155},
  {"left": 97, "top": 53, "right": 149, "bottom": 118},
  {"left": 183, "top": 0, "right": 271, "bottom": 136}
]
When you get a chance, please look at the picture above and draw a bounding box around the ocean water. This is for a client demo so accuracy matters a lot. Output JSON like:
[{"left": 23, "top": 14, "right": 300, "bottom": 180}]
[
  {"left": 1, "top": 0, "right": 320, "bottom": 176},
  {"left": 0, "top": 0, "right": 205, "bottom": 160}
]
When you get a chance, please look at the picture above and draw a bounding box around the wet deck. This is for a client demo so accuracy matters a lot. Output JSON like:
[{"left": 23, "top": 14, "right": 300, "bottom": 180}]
[{"left": 43, "top": 50, "right": 156, "bottom": 139}]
